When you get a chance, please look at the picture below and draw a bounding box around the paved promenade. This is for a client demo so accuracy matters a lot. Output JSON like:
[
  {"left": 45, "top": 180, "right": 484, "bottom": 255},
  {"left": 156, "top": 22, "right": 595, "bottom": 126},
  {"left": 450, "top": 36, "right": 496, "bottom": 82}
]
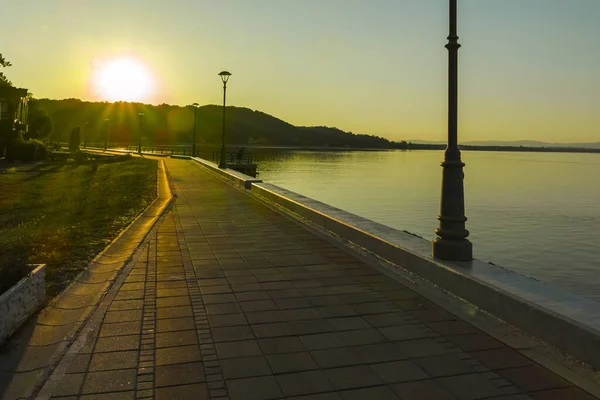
[{"left": 31, "top": 159, "right": 598, "bottom": 399}]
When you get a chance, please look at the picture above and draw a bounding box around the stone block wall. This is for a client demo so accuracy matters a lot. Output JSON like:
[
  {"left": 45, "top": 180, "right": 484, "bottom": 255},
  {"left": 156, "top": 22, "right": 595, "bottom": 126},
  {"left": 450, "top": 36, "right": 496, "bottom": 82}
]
[{"left": 0, "top": 264, "right": 46, "bottom": 344}]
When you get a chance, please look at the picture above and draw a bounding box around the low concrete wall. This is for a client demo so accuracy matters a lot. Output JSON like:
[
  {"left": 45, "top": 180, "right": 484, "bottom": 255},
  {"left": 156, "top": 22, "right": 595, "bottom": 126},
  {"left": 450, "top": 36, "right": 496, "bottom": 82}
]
[
  {"left": 251, "top": 182, "right": 600, "bottom": 370},
  {"left": 191, "top": 157, "right": 262, "bottom": 189},
  {"left": 0, "top": 264, "right": 46, "bottom": 344}
]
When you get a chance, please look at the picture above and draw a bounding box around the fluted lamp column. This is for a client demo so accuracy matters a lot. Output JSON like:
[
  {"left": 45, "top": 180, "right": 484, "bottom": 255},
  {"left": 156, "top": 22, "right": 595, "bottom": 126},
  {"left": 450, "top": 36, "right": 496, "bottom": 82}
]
[{"left": 432, "top": 0, "right": 473, "bottom": 261}]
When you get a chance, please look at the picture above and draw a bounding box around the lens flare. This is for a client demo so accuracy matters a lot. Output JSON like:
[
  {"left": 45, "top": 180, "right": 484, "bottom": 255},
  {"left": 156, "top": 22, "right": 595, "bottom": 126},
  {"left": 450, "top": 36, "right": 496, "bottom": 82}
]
[{"left": 92, "top": 56, "right": 155, "bottom": 102}]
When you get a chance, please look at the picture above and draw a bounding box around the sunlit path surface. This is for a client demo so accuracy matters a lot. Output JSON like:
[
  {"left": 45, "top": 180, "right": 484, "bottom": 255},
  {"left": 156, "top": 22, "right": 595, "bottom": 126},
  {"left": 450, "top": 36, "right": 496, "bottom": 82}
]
[{"left": 31, "top": 159, "right": 596, "bottom": 400}]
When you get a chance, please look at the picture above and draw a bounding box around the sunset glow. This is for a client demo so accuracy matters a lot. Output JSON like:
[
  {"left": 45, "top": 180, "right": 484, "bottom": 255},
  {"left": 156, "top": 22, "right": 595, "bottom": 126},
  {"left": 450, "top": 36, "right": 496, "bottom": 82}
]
[{"left": 92, "top": 57, "right": 155, "bottom": 102}]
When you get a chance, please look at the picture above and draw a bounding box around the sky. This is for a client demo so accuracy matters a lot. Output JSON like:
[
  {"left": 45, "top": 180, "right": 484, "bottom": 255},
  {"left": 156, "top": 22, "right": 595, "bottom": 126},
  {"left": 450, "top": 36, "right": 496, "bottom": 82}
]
[{"left": 1, "top": 0, "right": 599, "bottom": 143}]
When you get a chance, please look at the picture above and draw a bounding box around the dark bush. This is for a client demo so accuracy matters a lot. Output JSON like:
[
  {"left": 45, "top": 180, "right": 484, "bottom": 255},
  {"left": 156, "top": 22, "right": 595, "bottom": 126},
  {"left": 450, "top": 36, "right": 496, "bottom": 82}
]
[
  {"left": 0, "top": 234, "right": 30, "bottom": 295},
  {"left": 6, "top": 139, "right": 50, "bottom": 162}
]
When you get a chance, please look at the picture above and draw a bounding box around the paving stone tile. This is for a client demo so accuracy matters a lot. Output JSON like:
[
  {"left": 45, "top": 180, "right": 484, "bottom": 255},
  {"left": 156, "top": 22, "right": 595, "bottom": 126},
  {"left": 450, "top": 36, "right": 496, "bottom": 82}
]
[
  {"left": 498, "top": 366, "right": 569, "bottom": 392},
  {"left": 227, "top": 376, "right": 283, "bottom": 400},
  {"left": 277, "top": 370, "right": 334, "bottom": 397},
  {"left": 391, "top": 379, "right": 458, "bottom": 400},
  {"left": 408, "top": 308, "right": 457, "bottom": 322},
  {"left": 370, "top": 360, "right": 430, "bottom": 383},
  {"left": 51, "top": 373, "right": 85, "bottom": 396},
  {"left": 340, "top": 385, "right": 400, "bottom": 400},
  {"left": 427, "top": 320, "right": 478, "bottom": 336},
  {"left": 89, "top": 351, "right": 138, "bottom": 371},
  {"left": 104, "top": 310, "right": 143, "bottom": 323},
  {"left": 354, "top": 342, "right": 409, "bottom": 363},
  {"left": 258, "top": 336, "right": 306, "bottom": 354},
  {"left": 529, "top": 387, "right": 597, "bottom": 400},
  {"left": 94, "top": 335, "right": 140, "bottom": 352},
  {"left": 316, "top": 305, "right": 358, "bottom": 318},
  {"left": 362, "top": 312, "right": 416, "bottom": 328},
  {"left": 438, "top": 373, "right": 505, "bottom": 399},
  {"left": 156, "top": 330, "right": 198, "bottom": 348},
  {"left": 251, "top": 322, "right": 294, "bottom": 338},
  {"left": 275, "top": 297, "right": 312, "bottom": 309},
  {"left": 471, "top": 348, "right": 533, "bottom": 370},
  {"left": 241, "top": 300, "right": 278, "bottom": 312},
  {"left": 245, "top": 310, "right": 285, "bottom": 324},
  {"left": 156, "top": 317, "right": 195, "bottom": 332},
  {"left": 288, "top": 393, "right": 343, "bottom": 400},
  {"left": 216, "top": 340, "right": 262, "bottom": 358},
  {"left": 108, "top": 300, "right": 143, "bottom": 311},
  {"left": 395, "top": 338, "right": 459, "bottom": 358},
  {"left": 212, "top": 325, "right": 255, "bottom": 342},
  {"left": 157, "top": 280, "right": 188, "bottom": 289},
  {"left": 156, "top": 305, "right": 193, "bottom": 319},
  {"left": 325, "top": 365, "right": 383, "bottom": 390},
  {"left": 79, "top": 391, "right": 135, "bottom": 399},
  {"left": 198, "top": 278, "right": 229, "bottom": 286},
  {"left": 236, "top": 291, "right": 271, "bottom": 301},
  {"left": 82, "top": 369, "right": 136, "bottom": 393},
  {"left": 203, "top": 293, "right": 238, "bottom": 304},
  {"left": 155, "top": 361, "right": 205, "bottom": 387},
  {"left": 156, "top": 345, "right": 201, "bottom": 366},
  {"left": 291, "top": 319, "right": 335, "bottom": 335},
  {"left": 328, "top": 316, "right": 371, "bottom": 331},
  {"left": 447, "top": 333, "right": 505, "bottom": 352},
  {"left": 311, "top": 347, "right": 361, "bottom": 368},
  {"left": 200, "top": 285, "right": 233, "bottom": 295},
  {"left": 206, "top": 303, "right": 243, "bottom": 315},
  {"left": 220, "top": 356, "right": 272, "bottom": 379},
  {"left": 114, "top": 289, "right": 145, "bottom": 300},
  {"left": 155, "top": 383, "right": 209, "bottom": 400},
  {"left": 299, "top": 332, "right": 347, "bottom": 350},
  {"left": 266, "top": 352, "right": 319, "bottom": 373},
  {"left": 157, "top": 296, "right": 191, "bottom": 307},
  {"left": 209, "top": 313, "right": 248, "bottom": 327},
  {"left": 415, "top": 354, "right": 477, "bottom": 377},
  {"left": 339, "top": 328, "right": 387, "bottom": 345}
]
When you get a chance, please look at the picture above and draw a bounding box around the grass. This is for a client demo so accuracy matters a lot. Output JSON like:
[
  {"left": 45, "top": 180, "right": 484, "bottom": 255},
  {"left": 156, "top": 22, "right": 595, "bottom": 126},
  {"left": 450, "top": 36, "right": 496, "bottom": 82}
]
[{"left": 0, "top": 156, "right": 157, "bottom": 297}]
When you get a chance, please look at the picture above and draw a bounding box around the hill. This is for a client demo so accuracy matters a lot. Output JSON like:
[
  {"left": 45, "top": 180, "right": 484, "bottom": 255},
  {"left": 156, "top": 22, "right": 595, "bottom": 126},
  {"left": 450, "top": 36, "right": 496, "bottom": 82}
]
[{"left": 31, "top": 99, "right": 393, "bottom": 149}]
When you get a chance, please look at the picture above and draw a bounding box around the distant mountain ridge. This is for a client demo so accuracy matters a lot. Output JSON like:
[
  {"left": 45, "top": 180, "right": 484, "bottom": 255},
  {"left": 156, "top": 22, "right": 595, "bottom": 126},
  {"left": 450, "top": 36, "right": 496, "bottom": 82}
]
[{"left": 408, "top": 139, "right": 600, "bottom": 149}]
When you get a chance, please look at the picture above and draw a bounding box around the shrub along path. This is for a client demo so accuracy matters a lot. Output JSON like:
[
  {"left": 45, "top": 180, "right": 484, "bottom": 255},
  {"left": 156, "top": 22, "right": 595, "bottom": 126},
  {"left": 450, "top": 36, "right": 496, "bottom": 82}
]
[{"left": 0, "top": 156, "right": 157, "bottom": 297}]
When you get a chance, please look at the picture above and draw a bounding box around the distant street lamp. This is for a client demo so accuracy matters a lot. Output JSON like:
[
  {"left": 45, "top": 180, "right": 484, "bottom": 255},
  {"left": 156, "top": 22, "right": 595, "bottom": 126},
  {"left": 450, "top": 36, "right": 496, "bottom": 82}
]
[
  {"left": 138, "top": 112, "right": 144, "bottom": 154},
  {"left": 83, "top": 121, "right": 89, "bottom": 149},
  {"left": 218, "top": 71, "right": 231, "bottom": 169},
  {"left": 103, "top": 118, "right": 110, "bottom": 151},
  {"left": 432, "top": 0, "right": 472, "bottom": 261},
  {"left": 192, "top": 103, "right": 199, "bottom": 156}
]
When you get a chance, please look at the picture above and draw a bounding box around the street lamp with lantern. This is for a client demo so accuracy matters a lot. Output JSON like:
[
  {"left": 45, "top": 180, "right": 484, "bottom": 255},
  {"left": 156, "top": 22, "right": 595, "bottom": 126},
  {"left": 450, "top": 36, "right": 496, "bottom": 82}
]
[
  {"left": 138, "top": 112, "right": 144, "bottom": 154},
  {"left": 218, "top": 71, "right": 231, "bottom": 169},
  {"left": 432, "top": 0, "right": 472, "bottom": 261},
  {"left": 191, "top": 102, "right": 199, "bottom": 156}
]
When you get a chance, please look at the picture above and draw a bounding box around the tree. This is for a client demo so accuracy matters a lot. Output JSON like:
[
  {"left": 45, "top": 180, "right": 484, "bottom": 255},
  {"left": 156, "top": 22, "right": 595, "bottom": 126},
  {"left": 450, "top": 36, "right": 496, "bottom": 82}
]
[
  {"left": 28, "top": 100, "right": 53, "bottom": 139},
  {"left": 0, "top": 53, "right": 12, "bottom": 86}
]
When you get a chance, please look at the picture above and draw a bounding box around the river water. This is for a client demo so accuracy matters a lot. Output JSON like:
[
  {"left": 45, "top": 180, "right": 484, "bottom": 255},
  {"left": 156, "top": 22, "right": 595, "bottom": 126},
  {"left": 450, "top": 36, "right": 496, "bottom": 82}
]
[{"left": 254, "top": 149, "right": 600, "bottom": 302}]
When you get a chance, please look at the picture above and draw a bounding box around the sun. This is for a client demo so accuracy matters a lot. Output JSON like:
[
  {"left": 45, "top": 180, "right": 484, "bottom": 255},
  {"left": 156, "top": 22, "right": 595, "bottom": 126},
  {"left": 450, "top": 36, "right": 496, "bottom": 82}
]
[{"left": 92, "top": 56, "right": 155, "bottom": 102}]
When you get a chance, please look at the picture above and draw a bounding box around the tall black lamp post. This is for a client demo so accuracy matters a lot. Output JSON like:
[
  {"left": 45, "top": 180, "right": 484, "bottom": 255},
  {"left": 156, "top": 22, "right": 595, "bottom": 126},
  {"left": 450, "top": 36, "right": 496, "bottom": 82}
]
[
  {"left": 138, "top": 112, "right": 144, "bottom": 154},
  {"left": 432, "top": 0, "right": 472, "bottom": 261},
  {"left": 104, "top": 118, "right": 110, "bottom": 151},
  {"left": 218, "top": 71, "right": 231, "bottom": 169},
  {"left": 192, "top": 102, "right": 199, "bottom": 156}
]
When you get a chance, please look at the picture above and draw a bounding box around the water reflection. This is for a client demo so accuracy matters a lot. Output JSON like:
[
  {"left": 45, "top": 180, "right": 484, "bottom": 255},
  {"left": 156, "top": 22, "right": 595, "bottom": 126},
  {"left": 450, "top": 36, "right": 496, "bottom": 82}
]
[{"left": 254, "top": 149, "right": 600, "bottom": 301}]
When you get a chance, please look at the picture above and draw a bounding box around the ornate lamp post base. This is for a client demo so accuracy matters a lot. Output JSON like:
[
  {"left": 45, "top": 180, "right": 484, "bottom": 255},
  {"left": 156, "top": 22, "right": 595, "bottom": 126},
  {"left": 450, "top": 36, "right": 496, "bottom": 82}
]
[{"left": 432, "top": 237, "right": 472, "bottom": 261}]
